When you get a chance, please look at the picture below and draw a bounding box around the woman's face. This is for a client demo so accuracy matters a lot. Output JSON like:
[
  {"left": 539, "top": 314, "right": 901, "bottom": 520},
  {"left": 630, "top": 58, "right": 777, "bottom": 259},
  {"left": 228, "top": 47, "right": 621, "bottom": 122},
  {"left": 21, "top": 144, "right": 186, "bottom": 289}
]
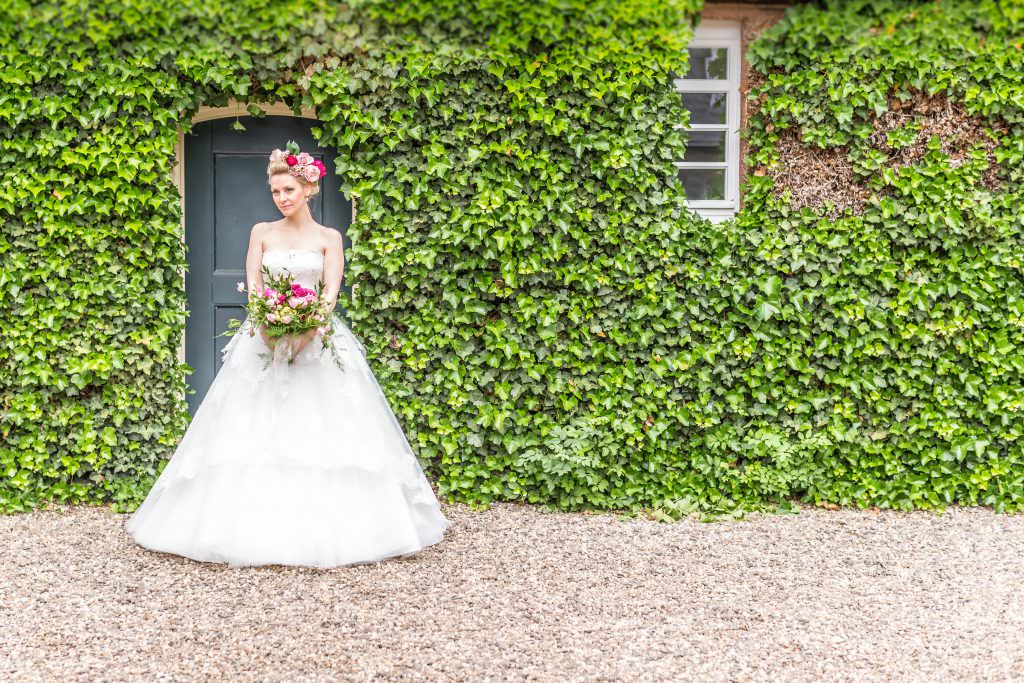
[{"left": 269, "top": 173, "right": 309, "bottom": 217}]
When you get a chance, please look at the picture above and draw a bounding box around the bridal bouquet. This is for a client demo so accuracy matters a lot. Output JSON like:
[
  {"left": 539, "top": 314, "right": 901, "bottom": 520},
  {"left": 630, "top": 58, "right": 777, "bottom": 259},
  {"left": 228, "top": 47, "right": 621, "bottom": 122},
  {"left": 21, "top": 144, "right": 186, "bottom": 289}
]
[{"left": 229, "top": 266, "right": 344, "bottom": 371}]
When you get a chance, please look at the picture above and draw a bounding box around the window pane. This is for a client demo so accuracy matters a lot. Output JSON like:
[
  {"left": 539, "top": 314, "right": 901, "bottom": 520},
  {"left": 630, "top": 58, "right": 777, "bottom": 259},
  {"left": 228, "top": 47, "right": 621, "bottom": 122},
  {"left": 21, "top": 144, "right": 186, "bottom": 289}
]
[
  {"left": 682, "top": 129, "right": 726, "bottom": 163},
  {"left": 680, "top": 92, "right": 727, "bottom": 125},
  {"left": 686, "top": 47, "right": 728, "bottom": 79},
  {"left": 678, "top": 168, "right": 726, "bottom": 200}
]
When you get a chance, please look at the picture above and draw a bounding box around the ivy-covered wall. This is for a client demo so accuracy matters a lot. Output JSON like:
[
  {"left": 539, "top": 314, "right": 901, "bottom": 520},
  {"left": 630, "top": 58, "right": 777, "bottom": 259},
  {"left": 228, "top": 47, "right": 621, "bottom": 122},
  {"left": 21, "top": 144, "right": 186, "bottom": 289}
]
[
  {"left": 1, "top": 0, "right": 1022, "bottom": 518},
  {"left": 732, "top": 0, "right": 1024, "bottom": 514}
]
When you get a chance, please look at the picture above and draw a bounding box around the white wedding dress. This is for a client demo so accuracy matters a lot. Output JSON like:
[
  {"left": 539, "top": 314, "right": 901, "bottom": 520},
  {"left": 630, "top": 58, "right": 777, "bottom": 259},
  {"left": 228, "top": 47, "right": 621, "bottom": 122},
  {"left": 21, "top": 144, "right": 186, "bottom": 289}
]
[{"left": 126, "top": 248, "right": 451, "bottom": 568}]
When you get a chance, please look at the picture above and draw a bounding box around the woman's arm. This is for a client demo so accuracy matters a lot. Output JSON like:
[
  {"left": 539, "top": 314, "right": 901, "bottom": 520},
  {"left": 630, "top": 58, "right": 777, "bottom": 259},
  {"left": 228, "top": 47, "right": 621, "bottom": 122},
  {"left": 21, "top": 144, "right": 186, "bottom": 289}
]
[
  {"left": 290, "top": 230, "right": 344, "bottom": 357},
  {"left": 321, "top": 229, "right": 345, "bottom": 313},
  {"left": 245, "top": 222, "right": 268, "bottom": 292},
  {"left": 244, "top": 223, "right": 275, "bottom": 347}
]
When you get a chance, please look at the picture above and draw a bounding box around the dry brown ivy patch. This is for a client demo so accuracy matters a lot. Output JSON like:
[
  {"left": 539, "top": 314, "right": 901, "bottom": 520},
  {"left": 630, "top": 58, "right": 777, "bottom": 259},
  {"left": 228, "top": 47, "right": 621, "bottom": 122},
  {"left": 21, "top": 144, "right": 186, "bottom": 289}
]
[{"left": 754, "top": 88, "right": 1008, "bottom": 217}]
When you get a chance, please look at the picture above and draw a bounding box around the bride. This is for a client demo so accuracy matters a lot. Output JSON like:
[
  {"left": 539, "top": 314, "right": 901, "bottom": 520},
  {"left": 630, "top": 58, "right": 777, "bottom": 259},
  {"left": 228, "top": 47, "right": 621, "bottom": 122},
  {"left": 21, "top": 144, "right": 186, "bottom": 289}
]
[{"left": 125, "top": 144, "right": 451, "bottom": 568}]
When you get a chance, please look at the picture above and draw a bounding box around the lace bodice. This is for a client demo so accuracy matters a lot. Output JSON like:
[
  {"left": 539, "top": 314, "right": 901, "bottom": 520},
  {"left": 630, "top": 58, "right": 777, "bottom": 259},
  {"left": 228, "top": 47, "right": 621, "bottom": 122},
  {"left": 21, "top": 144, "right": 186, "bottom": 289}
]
[{"left": 261, "top": 249, "right": 325, "bottom": 289}]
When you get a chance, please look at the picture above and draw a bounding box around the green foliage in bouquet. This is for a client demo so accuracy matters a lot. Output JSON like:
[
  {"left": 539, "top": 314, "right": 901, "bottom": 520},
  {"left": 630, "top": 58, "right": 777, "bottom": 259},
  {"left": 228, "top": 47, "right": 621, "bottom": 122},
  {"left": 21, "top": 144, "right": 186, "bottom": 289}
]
[{"left": 227, "top": 266, "right": 344, "bottom": 369}]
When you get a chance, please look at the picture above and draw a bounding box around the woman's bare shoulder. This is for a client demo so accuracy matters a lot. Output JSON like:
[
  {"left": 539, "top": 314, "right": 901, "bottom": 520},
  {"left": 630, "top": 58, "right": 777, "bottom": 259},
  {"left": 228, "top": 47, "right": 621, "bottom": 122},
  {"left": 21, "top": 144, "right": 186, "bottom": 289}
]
[
  {"left": 251, "top": 220, "right": 278, "bottom": 236},
  {"left": 319, "top": 225, "right": 344, "bottom": 248},
  {"left": 248, "top": 221, "right": 274, "bottom": 249}
]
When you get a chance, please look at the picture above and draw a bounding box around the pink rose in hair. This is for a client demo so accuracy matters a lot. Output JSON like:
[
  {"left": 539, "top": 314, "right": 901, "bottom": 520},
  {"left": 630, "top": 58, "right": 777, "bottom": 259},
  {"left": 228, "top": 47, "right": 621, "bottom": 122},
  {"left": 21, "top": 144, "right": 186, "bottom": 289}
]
[
  {"left": 296, "top": 152, "right": 314, "bottom": 166},
  {"left": 314, "top": 160, "right": 326, "bottom": 174},
  {"left": 303, "top": 166, "right": 321, "bottom": 182}
]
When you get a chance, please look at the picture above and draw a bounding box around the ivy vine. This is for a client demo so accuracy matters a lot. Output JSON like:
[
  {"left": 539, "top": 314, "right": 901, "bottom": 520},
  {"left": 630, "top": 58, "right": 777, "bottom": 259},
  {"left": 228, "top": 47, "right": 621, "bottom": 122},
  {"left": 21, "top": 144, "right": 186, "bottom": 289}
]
[{"left": 1, "top": 0, "right": 1022, "bottom": 519}]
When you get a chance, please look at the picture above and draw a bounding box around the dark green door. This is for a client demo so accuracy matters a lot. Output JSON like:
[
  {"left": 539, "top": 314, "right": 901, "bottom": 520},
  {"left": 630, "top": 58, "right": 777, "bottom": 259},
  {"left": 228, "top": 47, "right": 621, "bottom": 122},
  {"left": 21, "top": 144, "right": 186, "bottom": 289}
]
[{"left": 184, "top": 116, "right": 351, "bottom": 414}]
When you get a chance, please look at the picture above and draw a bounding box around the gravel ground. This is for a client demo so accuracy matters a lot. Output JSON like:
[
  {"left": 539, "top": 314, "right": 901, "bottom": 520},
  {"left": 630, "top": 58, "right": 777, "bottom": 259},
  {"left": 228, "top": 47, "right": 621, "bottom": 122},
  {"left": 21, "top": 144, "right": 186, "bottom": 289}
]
[{"left": 1, "top": 501, "right": 1023, "bottom": 682}]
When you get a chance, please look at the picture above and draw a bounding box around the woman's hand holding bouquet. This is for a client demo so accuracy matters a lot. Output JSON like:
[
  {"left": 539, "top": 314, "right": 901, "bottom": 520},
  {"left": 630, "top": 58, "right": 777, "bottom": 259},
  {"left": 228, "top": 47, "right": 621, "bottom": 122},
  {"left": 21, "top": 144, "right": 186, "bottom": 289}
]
[{"left": 232, "top": 266, "right": 345, "bottom": 371}]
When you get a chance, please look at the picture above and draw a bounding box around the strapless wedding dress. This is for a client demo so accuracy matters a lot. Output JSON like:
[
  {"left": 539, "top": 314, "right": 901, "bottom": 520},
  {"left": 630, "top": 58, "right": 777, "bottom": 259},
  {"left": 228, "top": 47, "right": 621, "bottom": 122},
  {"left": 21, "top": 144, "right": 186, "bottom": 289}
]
[{"left": 125, "top": 249, "right": 451, "bottom": 568}]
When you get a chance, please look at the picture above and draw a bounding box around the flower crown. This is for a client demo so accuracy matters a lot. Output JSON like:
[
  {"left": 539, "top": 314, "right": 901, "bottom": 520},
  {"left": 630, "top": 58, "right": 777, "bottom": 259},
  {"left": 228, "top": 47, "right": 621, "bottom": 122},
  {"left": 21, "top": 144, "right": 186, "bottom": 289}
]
[{"left": 269, "top": 140, "right": 326, "bottom": 183}]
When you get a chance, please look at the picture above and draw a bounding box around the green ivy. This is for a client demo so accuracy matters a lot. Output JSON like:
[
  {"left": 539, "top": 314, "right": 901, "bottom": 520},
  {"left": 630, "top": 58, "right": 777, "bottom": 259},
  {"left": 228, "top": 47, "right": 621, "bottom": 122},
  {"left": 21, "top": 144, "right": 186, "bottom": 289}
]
[
  {"left": 1, "top": 0, "right": 1022, "bottom": 519},
  {"left": 734, "top": 0, "right": 1024, "bottom": 512}
]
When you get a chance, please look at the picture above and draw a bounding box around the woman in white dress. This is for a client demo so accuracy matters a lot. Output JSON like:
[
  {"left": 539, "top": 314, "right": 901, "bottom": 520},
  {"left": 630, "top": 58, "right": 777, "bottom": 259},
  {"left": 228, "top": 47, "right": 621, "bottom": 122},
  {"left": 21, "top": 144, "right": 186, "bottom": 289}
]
[{"left": 125, "top": 145, "right": 451, "bottom": 568}]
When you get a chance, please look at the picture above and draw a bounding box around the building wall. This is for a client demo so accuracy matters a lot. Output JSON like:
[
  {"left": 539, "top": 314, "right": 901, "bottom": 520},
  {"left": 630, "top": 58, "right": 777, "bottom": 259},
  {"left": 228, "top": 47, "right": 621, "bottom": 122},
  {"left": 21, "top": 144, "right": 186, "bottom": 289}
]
[{"left": 699, "top": 2, "right": 790, "bottom": 209}]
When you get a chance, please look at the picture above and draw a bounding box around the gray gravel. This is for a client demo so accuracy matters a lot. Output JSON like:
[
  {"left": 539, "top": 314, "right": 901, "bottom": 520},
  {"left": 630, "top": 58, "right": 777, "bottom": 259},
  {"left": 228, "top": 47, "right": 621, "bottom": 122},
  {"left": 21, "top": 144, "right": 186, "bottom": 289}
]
[{"left": 1, "top": 501, "right": 1023, "bottom": 682}]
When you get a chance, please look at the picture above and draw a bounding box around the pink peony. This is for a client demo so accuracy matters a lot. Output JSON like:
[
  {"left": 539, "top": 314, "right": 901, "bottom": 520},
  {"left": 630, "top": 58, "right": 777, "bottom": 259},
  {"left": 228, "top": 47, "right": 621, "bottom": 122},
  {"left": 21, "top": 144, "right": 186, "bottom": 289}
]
[
  {"left": 296, "top": 152, "right": 314, "bottom": 166},
  {"left": 303, "top": 166, "right": 321, "bottom": 183},
  {"left": 288, "top": 296, "right": 303, "bottom": 308}
]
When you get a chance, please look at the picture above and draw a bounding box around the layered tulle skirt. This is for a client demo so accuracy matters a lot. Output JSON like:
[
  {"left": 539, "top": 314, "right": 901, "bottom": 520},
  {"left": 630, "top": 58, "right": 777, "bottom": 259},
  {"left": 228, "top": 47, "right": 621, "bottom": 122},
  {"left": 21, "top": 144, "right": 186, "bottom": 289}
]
[{"left": 125, "top": 315, "right": 451, "bottom": 568}]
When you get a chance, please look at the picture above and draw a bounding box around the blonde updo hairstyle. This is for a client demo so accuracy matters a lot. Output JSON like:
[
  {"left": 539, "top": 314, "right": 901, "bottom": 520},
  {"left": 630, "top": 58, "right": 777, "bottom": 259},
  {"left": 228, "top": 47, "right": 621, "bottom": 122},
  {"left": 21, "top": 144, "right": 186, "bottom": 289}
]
[{"left": 267, "top": 149, "right": 321, "bottom": 198}]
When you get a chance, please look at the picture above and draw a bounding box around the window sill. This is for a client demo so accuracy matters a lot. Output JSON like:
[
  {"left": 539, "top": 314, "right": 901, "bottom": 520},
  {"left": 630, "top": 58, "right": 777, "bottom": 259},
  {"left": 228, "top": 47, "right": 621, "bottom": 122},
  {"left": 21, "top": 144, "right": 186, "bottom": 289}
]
[{"left": 688, "top": 206, "right": 737, "bottom": 223}]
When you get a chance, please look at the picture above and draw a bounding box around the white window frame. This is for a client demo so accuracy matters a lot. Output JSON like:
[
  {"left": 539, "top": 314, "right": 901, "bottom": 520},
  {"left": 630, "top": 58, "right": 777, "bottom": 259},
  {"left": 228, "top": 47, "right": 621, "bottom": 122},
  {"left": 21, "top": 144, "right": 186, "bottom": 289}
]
[{"left": 674, "top": 20, "right": 742, "bottom": 222}]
